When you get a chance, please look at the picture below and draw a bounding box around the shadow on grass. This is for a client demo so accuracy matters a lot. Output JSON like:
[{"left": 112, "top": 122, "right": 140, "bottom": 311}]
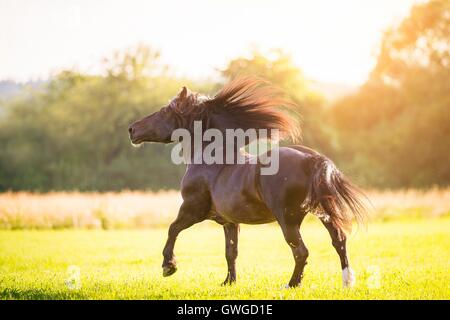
[{"left": 0, "top": 288, "right": 87, "bottom": 300}]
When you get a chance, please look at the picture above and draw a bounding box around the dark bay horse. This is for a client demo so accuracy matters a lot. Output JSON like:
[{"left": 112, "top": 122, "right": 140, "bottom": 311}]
[{"left": 129, "top": 78, "right": 367, "bottom": 288}]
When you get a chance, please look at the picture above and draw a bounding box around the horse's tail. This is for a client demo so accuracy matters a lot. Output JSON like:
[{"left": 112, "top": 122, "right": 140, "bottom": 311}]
[{"left": 303, "top": 154, "right": 368, "bottom": 235}]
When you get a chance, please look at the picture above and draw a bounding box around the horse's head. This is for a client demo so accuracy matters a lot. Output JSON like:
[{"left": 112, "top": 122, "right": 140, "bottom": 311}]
[{"left": 128, "top": 86, "right": 194, "bottom": 145}]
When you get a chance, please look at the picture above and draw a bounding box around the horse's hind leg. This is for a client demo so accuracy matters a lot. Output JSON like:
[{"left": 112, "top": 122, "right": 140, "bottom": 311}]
[
  {"left": 162, "top": 200, "right": 207, "bottom": 277},
  {"left": 222, "top": 223, "right": 239, "bottom": 285},
  {"left": 319, "top": 217, "right": 355, "bottom": 287},
  {"left": 277, "top": 210, "right": 308, "bottom": 288}
]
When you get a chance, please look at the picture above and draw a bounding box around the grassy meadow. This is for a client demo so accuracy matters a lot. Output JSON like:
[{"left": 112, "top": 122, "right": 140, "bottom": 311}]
[{"left": 0, "top": 189, "right": 449, "bottom": 299}]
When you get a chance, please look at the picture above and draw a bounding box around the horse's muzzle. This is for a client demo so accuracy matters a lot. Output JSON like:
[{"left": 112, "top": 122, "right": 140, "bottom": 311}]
[{"left": 128, "top": 125, "right": 143, "bottom": 144}]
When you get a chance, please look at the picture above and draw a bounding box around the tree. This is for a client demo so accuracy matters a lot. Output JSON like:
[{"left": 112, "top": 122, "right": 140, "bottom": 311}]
[{"left": 331, "top": 0, "right": 450, "bottom": 188}]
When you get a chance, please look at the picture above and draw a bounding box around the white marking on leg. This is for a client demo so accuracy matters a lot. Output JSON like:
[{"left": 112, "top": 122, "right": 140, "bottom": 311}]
[
  {"left": 342, "top": 267, "right": 356, "bottom": 288},
  {"left": 316, "top": 211, "right": 330, "bottom": 222}
]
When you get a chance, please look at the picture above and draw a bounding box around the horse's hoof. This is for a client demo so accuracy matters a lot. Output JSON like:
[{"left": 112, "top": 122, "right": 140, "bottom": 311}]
[
  {"left": 162, "top": 265, "right": 177, "bottom": 277},
  {"left": 342, "top": 267, "right": 356, "bottom": 288},
  {"left": 221, "top": 278, "right": 236, "bottom": 286},
  {"left": 284, "top": 281, "right": 301, "bottom": 289}
]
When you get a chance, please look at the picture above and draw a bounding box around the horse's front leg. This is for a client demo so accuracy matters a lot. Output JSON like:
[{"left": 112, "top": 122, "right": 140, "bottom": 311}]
[
  {"left": 276, "top": 209, "right": 308, "bottom": 288},
  {"left": 222, "top": 223, "right": 239, "bottom": 285},
  {"left": 281, "top": 223, "right": 309, "bottom": 288},
  {"left": 162, "top": 200, "right": 207, "bottom": 277}
]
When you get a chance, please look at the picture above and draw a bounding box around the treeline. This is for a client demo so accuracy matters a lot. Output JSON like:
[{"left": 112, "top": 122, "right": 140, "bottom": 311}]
[{"left": 0, "top": 0, "right": 448, "bottom": 191}]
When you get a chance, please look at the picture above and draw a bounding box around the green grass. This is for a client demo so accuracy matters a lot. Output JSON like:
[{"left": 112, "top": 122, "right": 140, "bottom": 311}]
[{"left": 0, "top": 218, "right": 449, "bottom": 299}]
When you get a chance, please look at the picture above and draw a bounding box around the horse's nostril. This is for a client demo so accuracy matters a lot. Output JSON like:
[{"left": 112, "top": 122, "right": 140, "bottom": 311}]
[{"left": 128, "top": 126, "right": 133, "bottom": 135}]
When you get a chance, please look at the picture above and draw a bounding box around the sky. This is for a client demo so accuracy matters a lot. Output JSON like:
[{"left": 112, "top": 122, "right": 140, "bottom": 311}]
[{"left": 0, "top": 0, "right": 420, "bottom": 85}]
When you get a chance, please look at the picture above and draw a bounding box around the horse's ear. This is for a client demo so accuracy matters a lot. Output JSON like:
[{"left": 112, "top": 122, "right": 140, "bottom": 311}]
[{"left": 179, "top": 86, "right": 188, "bottom": 101}]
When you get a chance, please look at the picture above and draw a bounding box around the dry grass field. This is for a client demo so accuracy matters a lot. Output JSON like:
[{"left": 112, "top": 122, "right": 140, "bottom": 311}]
[{"left": 0, "top": 188, "right": 449, "bottom": 230}]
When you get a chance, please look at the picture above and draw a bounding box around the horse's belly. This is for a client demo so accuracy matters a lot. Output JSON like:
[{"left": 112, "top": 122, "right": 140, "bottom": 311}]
[
  {"left": 209, "top": 163, "right": 276, "bottom": 224},
  {"left": 211, "top": 193, "right": 275, "bottom": 224}
]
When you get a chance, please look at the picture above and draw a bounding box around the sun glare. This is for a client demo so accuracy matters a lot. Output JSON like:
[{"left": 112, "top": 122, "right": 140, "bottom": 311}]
[{"left": 0, "top": 0, "right": 419, "bottom": 85}]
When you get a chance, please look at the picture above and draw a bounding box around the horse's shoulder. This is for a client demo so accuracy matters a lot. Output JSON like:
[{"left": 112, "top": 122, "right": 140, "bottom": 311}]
[{"left": 180, "top": 165, "right": 214, "bottom": 199}]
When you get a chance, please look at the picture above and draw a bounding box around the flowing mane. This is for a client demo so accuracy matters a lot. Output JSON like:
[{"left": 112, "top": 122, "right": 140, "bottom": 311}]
[{"left": 170, "top": 77, "right": 301, "bottom": 141}]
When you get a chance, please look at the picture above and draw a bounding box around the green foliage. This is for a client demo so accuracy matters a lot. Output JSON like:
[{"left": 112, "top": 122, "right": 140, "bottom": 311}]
[{"left": 0, "top": 46, "right": 212, "bottom": 191}]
